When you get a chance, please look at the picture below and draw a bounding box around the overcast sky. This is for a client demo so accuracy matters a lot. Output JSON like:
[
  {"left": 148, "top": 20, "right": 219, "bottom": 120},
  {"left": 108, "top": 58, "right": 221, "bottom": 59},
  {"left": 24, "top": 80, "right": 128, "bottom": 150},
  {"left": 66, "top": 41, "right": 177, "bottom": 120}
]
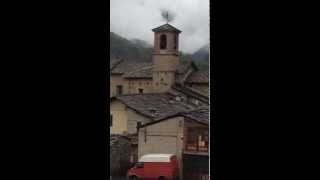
[{"left": 110, "top": 0, "right": 209, "bottom": 54}]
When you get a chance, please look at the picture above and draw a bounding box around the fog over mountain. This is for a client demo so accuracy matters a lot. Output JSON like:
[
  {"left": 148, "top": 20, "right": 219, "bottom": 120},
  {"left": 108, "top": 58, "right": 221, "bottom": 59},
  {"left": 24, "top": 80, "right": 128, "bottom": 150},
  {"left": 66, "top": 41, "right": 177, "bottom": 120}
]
[
  {"left": 110, "top": 0, "right": 209, "bottom": 54},
  {"left": 110, "top": 32, "right": 209, "bottom": 68}
]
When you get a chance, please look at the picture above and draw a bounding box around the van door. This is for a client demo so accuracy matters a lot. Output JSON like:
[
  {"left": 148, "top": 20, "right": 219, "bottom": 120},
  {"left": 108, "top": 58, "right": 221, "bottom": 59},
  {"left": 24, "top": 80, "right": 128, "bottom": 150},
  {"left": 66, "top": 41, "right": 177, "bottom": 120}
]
[
  {"left": 143, "top": 162, "right": 158, "bottom": 180},
  {"left": 133, "top": 162, "right": 145, "bottom": 179}
]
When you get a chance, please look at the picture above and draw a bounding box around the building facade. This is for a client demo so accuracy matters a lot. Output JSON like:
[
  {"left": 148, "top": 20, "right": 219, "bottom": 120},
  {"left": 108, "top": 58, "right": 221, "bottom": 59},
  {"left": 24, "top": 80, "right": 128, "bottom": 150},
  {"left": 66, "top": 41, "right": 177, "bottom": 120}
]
[{"left": 137, "top": 109, "right": 209, "bottom": 179}]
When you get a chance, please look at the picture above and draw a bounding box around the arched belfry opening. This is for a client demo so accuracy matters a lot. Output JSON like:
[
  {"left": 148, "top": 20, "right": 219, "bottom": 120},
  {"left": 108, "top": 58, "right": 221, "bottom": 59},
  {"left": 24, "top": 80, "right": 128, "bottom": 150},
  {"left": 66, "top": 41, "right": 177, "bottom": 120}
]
[{"left": 160, "top": 34, "right": 167, "bottom": 49}]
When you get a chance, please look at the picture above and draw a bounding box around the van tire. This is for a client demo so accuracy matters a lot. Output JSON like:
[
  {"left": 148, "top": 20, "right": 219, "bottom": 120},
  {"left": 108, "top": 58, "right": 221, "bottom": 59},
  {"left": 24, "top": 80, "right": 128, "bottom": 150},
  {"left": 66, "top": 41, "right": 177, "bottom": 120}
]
[{"left": 158, "top": 177, "right": 166, "bottom": 180}]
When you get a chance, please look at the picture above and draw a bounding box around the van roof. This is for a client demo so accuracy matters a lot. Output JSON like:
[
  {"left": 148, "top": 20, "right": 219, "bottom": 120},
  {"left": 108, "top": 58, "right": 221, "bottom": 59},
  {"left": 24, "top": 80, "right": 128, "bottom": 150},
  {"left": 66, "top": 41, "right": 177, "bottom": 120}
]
[{"left": 139, "top": 154, "right": 175, "bottom": 162}]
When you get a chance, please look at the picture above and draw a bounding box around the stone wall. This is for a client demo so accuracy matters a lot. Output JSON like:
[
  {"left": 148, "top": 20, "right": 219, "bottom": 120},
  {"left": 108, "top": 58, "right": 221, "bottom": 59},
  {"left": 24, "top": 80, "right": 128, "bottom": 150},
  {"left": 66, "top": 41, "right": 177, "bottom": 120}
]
[
  {"left": 110, "top": 135, "right": 132, "bottom": 176},
  {"left": 128, "top": 79, "right": 153, "bottom": 94},
  {"left": 110, "top": 100, "right": 128, "bottom": 134}
]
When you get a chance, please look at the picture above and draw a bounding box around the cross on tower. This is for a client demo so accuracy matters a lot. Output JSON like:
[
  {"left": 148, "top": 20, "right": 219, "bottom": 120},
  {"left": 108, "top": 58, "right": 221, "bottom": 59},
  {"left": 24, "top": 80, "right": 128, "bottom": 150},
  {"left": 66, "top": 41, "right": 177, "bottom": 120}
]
[
  {"left": 164, "top": 11, "right": 169, "bottom": 23},
  {"left": 161, "top": 10, "right": 174, "bottom": 24}
]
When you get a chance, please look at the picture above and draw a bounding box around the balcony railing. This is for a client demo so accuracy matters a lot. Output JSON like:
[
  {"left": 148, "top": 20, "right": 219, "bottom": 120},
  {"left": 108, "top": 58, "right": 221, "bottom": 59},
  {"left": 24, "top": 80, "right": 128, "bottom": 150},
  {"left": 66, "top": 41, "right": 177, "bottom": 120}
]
[{"left": 185, "top": 143, "right": 208, "bottom": 152}]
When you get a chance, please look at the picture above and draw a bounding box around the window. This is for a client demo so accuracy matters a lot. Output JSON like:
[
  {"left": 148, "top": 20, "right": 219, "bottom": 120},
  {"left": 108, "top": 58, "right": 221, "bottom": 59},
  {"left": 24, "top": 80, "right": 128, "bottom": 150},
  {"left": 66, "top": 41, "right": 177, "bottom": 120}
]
[
  {"left": 116, "top": 85, "right": 123, "bottom": 95},
  {"left": 160, "top": 34, "right": 167, "bottom": 49},
  {"left": 139, "top": 88, "right": 144, "bottom": 94},
  {"left": 186, "top": 128, "right": 198, "bottom": 151},
  {"left": 198, "top": 129, "right": 209, "bottom": 151},
  {"left": 186, "top": 128, "right": 209, "bottom": 152},
  {"left": 110, "top": 115, "right": 113, "bottom": 127}
]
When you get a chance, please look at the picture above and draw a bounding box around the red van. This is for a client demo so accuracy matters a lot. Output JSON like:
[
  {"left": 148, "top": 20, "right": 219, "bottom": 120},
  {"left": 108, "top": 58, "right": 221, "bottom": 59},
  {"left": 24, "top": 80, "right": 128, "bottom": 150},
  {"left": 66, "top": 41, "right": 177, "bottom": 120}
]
[{"left": 127, "top": 154, "right": 179, "bottom": 180}]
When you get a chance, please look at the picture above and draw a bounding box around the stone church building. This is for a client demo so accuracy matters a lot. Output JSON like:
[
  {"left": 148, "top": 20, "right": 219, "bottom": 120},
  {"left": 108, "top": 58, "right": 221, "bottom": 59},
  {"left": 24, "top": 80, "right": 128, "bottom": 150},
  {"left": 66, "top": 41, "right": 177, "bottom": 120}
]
[{"left": 110, "top": 23, "right": 209, "bottom": 99}]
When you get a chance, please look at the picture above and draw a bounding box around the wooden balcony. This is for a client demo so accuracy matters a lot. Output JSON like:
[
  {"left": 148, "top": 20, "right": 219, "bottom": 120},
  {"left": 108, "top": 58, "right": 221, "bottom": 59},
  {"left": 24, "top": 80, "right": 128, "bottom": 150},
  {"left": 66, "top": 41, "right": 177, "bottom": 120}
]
[{"left": 184, "top": 143, "right": 209, "bottom": 156}]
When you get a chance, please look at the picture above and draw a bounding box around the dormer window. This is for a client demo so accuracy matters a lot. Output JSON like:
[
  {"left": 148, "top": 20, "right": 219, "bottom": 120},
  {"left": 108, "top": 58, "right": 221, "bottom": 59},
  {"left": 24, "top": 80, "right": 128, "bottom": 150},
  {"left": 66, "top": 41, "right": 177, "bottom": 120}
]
[{"left": 160, "top": 34, "right": 167, "bottom": 49}]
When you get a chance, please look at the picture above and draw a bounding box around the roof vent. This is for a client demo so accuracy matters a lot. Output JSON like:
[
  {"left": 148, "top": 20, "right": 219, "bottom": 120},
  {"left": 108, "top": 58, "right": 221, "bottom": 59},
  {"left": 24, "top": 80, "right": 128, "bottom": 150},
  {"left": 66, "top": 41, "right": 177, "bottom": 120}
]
[
  {"left": 149, "top": 108, "right": 156, "bottom": 114},
  {"left": 169, "top": 96, "right": 175, "bottom": 103},
  {"left": 175, "top": 96, "right": 181, "bottom": 101}
]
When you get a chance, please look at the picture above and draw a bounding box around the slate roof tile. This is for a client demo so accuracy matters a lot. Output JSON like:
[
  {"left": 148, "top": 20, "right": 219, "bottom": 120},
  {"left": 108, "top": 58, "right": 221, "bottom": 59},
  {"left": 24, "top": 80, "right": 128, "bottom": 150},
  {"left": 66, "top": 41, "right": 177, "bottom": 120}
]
[
  {"left": 180, "top": 108, "right": 209, "bottom": 125},
  {"left": 185, "top": 69, "right": 209, "bottom": 83},
  {"left": 115, "top": 93, "right": 195, "bottom": 120}
]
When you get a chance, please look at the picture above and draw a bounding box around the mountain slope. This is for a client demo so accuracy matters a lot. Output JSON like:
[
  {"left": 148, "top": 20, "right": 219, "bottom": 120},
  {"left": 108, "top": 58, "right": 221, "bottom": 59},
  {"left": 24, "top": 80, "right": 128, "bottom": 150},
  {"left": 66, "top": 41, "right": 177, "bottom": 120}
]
[
  {"left": 110, "top": 32, "right": 152, "bottom": 62},
  {"left": 191, "top": 44, "right": 209, "bottom": 68},
  {"left": 110, "top": 32, "right": 209, "bottom": 69}
]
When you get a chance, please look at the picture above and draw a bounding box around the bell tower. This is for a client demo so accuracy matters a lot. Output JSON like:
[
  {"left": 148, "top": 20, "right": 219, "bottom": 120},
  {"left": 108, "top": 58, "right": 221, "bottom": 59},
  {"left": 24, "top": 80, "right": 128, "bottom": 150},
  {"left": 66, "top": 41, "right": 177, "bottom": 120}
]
[{"left": 152, "top": 23, "right": 182, "bottom": 93}]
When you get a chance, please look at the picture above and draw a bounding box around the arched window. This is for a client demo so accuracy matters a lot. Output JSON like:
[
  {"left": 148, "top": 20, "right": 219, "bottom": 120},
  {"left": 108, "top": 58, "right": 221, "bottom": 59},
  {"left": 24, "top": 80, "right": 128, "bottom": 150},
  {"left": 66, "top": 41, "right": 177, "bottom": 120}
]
[{"left": 160, "top": 34, "right": 167, "bottom": 49}]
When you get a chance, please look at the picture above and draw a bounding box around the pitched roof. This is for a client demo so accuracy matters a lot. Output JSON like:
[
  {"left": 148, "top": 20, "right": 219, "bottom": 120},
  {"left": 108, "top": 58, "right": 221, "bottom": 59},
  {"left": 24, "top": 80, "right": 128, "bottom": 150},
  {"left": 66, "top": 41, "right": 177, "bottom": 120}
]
[
  {"left": 152, "top": 23, "right": 182, "bottom": 33},
  {"left": 180, "top": 108, "right": 209, "bottom": 125},
  {"left": 139, "top": 108, "right": 209, "bottom": 128},
  {"left": 176, "top": 61, "right": 198, "bottom": 74},
  {"left": 170, "top": 84, "right": 209, "bottom": 103},
  {"left": 110, "top": 58, "right": 124, "bottom": 70},
  {"left": 185, "top": 69, "right": 209, "bottom": 83},
  {"left": 187, "top": 85, "right": 209, "bottom": 97},
  {"left": 123, "top": 65, "right": 153, "bottom": 79},
  {"left": 114, "top": 93, "right": 195, "bottom": 120},
  {"left": 110, "top": 57, "right": 204, "bottom": 80},
  {"left": 110, "top": 59, "right": 153, "bottom": 78}
]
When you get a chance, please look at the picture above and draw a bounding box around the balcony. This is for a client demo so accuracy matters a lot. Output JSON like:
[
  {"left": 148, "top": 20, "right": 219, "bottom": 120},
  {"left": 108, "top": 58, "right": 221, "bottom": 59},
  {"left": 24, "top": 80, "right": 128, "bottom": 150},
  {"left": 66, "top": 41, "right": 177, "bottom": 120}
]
[{"left": 184, "top": 127, "right": 209, "bottom": 155}]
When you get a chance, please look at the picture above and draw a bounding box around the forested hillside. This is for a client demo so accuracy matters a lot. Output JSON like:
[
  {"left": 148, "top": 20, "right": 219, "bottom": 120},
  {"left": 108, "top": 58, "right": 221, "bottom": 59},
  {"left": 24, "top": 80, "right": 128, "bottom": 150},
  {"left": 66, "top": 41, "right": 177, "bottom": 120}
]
[{"left": 110, "top": 32, "right": 209, "bottom": 68}]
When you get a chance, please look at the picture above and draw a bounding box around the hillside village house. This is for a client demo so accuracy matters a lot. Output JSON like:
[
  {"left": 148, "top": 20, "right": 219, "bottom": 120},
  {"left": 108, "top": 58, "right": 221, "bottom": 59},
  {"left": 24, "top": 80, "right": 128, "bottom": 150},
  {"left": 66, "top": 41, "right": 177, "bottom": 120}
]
[
  {"left": 110, "top": 23, "right": 210, "bottom": 179},
  {"left": 110, "top": 94, "right": 209, "bottom": 179},
  {"left": 137, "top": 109, "right": 209, "bottom": 179}
]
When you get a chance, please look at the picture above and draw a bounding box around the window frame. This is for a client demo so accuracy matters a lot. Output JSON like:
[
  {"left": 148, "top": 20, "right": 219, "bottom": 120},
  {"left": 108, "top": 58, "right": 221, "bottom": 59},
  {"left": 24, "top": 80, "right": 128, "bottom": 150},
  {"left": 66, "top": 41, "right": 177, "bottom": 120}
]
[
  {"left": 185, "top": 127, "right": 209, "bottom": 152},
  {"left": 116, "top": 85, "right": 123, "bottom": 95}
]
